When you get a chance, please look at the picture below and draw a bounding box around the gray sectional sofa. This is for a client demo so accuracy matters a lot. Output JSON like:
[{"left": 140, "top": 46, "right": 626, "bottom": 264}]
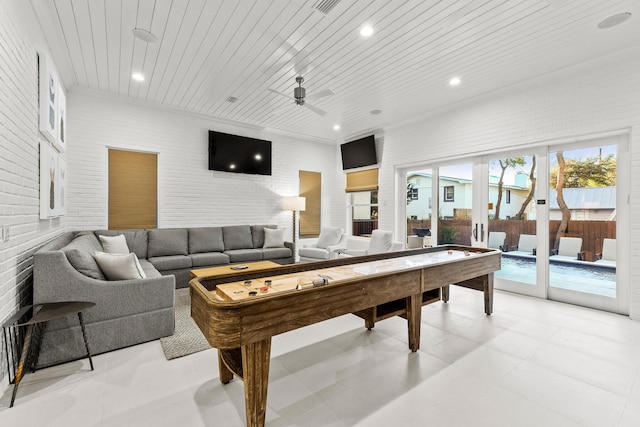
[{"left": 32, "top": 224, "right": 292, "bottom": 367}]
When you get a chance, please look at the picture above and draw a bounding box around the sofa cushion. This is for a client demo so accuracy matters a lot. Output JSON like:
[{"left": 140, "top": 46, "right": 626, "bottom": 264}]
[
  {"left": 223, "top": 225, "right": 253, "bottom": 250},
  {"left": 99, "top": 234, "right": 130, "bottom": 254},
  {"left": 95, "top": 229, "right": 149, "bottom": 259},
  {"left": 298, "top": 247, "right": 331, "bottom": 260},
  {"left": 189, "top": 252, "right": 231, "bottom": 267},
  {"left": 148, "top": 229, "right": 188, "bottom": 257},
  {"left": 62, "top": 233, "right": 106, "bottom": 280},
  {"left": 316, "top": 227, "right": 343, "bottom": 249},
  {"left": 262, "top": 247, "right": 291, "bottom": 260},
  {"left": 148, "top": 255, "right": 192, "bottom": 271},
  {"left": 263, "top": 228, "right": 284, "bottom": 248},
  {"left": 189, "top": 227, "right": 225, "bottom": 254},
  {"left": 138, "top": 259, "right": 162, "bottom": 278},
  {"left": 251, "top": 224, "right": 277, "bottom": 249},
  {"left": 94, "top": 251, "right": 146, "bottom": 280},
  {"left": 224, "top": 249, "right": 263, "bottom": 263}
]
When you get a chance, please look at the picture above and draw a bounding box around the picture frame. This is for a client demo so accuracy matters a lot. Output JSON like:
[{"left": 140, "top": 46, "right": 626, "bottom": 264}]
[
  {"left": 38, "top": 52, "right": 65, "bottom": 152},
  {"left": 39, "top": 140, "right": 60, "bottom": 219},
  {"left": 57, "top": 82, "right": 66, "bottom": 151}
]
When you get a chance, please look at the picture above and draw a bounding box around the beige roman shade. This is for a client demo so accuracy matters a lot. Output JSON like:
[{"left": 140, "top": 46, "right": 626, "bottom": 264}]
[
  {"left": 299, "top": 170, "right": 321, "bottom": 238},
  {"left": 345, "top": 168, "right": 379, "bottom": 192},
  {"left": 108, "top": 149, "right": 157, "bottom": 229}
]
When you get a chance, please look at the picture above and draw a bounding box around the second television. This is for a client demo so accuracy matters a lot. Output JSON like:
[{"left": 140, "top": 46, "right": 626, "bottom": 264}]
[
  {"left": 208, "top": 131, "right": 272, "bottom": 175},
  {"left": 340, "top": 134, "right": 377, "bottom": 170}
]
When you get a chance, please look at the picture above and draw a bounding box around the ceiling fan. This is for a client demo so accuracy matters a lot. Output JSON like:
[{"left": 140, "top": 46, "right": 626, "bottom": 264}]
[{"left": 268, "top": 76, "right": 333, "bottom": 116}]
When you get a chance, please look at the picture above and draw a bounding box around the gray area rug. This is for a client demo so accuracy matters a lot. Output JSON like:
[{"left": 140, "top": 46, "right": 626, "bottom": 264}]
[{"left": 160, "top": 288, "right": 211, "bottom": 360}]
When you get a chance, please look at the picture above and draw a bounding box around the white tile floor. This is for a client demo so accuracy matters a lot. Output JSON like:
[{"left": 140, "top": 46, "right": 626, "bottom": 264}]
[{"left": 1, "top": 286, "right": 640, "bottom": 426}]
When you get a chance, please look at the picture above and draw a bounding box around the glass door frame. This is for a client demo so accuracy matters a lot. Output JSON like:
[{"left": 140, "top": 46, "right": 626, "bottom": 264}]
[
  {"left": 479, "top": 147, "right": 548, "bottom": 299},
  {"left": 396, "top": 131, "right": 629, "bottom": 314}
]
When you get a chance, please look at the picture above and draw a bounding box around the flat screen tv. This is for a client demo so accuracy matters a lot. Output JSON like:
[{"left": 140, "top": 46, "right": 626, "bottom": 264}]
[
  {"left": 208, "top": 131, "right": 272, "bottom": 175},
  {"left": 340, "top": 135, "right": 377, "bottom": 170}
]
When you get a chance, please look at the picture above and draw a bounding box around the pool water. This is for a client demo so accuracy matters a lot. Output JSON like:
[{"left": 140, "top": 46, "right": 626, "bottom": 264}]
[{"left": 496, "top": 255, "right": 616, "bottom": 298}]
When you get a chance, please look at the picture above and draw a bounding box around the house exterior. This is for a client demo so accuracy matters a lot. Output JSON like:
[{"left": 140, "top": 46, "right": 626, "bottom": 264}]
[{"left": 407, "top": 172, "right": 533, "bottom": 220}]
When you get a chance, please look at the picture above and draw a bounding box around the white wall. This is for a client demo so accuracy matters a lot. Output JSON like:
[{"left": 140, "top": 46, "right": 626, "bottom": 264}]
[
  {"left": 377, "top": 48, "right": 640, "bottom": 319},
  {"left": 0, "top": 0, "right": 67, "bottom": 391},
  {"left": 66, "top": 91, "right": 344, "bottom": 241}
]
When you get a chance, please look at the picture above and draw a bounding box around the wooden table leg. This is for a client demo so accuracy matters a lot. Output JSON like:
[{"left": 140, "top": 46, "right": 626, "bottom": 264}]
[
  {"left": 241, "top": 338, "right": 272, "bottom": 427},
  {"left": 218, "top": 350, "right": 234, "bottom": 384},
  {"left": 484, "top": 273, "right": 494, "bottom": 315},
  {"left": 442, "top": 285, "right": 450, "bottom": 303},
  {"left": 406, "top": 293, "right": 422, "bottom": 352}
]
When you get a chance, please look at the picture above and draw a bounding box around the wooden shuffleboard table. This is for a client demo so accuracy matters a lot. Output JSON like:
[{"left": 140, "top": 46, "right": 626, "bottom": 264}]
[{"left": 190, "top": 245, "right": 501, "bottom": 427}]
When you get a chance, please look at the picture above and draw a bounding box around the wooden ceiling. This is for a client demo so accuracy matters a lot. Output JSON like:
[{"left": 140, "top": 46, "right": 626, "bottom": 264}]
[{"left": 33, "top": 0, "right": 639, "bottom": 141}]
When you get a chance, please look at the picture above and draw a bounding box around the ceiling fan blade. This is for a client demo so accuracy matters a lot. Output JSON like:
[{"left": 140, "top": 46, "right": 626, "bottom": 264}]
[
  {"left": 306, "top": 89, "right": 334, "bottom": 101},
  {"left": 304, "top": 102, "right": 327, "bottom": 116},
  {"left": 267, "top": 88, "right": 293, "bottom": 100}
]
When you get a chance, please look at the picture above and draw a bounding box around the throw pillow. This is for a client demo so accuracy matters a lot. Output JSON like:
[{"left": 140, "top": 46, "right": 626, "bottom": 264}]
[
  {"left": 94, "top": 251, "right": 146, "bottom": 280},
  {"left": 263, "top": 228, "right": 285, "bottom": 248},
  {"left": 316, "top": 227, "right": 343, "bottom": 249},
  {"left": 99, "top": 234, "right": 130, "bottom": 254}
]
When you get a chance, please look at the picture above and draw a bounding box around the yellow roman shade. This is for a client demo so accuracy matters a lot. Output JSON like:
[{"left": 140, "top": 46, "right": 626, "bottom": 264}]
[
  {"left": 299, "top": 170, "right": 321, "bottom": 238},
  {"left": 345, "top": 168, "right": 378, "bottom": 192}
]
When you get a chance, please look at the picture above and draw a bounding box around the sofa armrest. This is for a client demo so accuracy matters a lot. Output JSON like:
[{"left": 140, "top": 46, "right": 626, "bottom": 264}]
[{"left": 34, "top": 251, "right": 175, "bottom": 323}]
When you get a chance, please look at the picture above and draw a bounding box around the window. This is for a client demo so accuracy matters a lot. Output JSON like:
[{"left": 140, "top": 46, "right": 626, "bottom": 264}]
[
  {"left": 506, "top": 189, "right": 511, "bottom": 204},
  {"left": 349, "top": 190, "right": 378, "bottom": 236},
  {"left": 410, "top": 188, "right": 418, "bottom": 200},
  {"left": 444, "top": 186, "right": 454, "bottom": 202}
]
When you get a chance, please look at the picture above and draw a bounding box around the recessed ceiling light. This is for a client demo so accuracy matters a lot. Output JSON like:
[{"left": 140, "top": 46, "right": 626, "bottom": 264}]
[
  {"left": 370, "top": 109, "right": 382, "bottom": 115},
  {"left": 131, "top": 72, "right": 145, "bottom": 82},
  {"left": 360, "top": 25, "right": 374, "bottom": 37},
  {"left": 132, "top": 28, "right": 157, "bottom": 43},
  {"left": 449, "top": 77, "right": 461, "bottom": 86},
  {"left": 333, "top": 124, "right": 340, "bottom": 130},
  {"left": 597, "top": 12, "right": 632, "bottom": 29}
]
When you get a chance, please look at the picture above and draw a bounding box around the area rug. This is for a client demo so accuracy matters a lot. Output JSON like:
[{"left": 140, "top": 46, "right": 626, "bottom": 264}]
[{"left": 160, "top": 288, "right": 211, "bottom": 360}]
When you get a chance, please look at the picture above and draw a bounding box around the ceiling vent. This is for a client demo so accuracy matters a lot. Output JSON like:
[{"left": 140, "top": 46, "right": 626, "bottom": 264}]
[{"left": 314, "top": 0, "right": 341, "bottom": 14}]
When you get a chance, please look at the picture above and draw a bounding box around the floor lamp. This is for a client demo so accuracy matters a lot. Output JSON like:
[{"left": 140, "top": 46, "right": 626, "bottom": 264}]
[{"left": 282, "top": 196, "right": 306, "bottom": 262}]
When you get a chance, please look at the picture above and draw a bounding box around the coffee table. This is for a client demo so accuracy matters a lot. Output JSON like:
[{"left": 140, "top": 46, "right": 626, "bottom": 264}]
[{"left": 190, "top": 260, "right": 281, "bottom": 280}]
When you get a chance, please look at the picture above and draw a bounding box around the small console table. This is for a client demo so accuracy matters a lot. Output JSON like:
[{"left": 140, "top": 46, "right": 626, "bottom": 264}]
[{"left": 2, "top": 301, "right": 95, "bottom": 407}]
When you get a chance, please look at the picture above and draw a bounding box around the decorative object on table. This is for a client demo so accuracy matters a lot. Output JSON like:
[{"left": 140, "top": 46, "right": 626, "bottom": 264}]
[
  {"left": 2, "top": 301, "right": 95, "bottom": 407},
  {"left": 281, "top": 196, "right": 306, "bottom": 261}
]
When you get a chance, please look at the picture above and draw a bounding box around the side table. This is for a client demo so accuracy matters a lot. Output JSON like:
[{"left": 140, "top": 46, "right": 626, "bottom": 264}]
[{"left": 2, "top": 301, "right": 95, "bottom": 407}]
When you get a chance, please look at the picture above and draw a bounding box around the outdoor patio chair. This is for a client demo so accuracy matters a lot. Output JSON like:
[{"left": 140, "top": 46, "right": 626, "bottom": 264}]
[
  {"left": 504, "top": 234, "right": 537, "bottom": 257},
  {"left": 594, "top": 238, "right": 616, "bottom": 268},
  {"left": 488, "top": 231, "right": 507, "bottom": 251},
  {"left": 550, "top": 237, "right": 584, "bottom": 261}
]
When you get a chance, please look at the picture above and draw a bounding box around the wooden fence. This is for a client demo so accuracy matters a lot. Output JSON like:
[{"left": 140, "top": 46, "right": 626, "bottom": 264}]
[{"left": 407, "top": 219, "right": 616, "bottom": 261}]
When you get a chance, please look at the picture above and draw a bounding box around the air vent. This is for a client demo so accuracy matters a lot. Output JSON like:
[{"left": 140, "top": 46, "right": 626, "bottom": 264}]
[
  {"left": 314, "top": 0, "right": 341, "bottom": 14},
  {"left": 226, "top": 96, "right": 238, "bottom": 103}
]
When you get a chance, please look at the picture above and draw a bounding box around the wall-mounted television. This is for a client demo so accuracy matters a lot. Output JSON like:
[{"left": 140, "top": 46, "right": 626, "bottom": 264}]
[
  {"left": 340, "top": 135, "right": 377, "bottom": 170},
  {"left": 208, "top": 131, "right": 272, "bottom": 175}
]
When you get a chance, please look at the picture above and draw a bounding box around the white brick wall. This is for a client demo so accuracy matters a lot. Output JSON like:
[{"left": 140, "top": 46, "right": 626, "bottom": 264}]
[
  {"left": 377, "top": 49, "right": 640, "bottom": 319},
  {"left": 66, "top": 91, "right": 344, "bottom": 242},
  {"left": 0, "top": 1, "right": 67, "bottom": 391}
]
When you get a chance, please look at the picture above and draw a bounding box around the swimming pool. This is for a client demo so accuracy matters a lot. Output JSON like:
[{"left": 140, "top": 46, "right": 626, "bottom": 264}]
[{"left": 496, "top": 255, "right": 616, "bottom": 298}]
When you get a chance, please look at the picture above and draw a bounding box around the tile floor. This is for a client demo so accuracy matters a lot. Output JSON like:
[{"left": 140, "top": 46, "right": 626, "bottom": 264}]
[{"left": 1, "top": 286, "right": 640, "bottom": 426}]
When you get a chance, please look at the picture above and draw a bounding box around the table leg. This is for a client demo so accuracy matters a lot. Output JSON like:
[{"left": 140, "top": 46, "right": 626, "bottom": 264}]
[
  {"left": 218, "top": 350, "right": 234, "bottom": 384},
  {"left": 442, "top": 285, "right": 450, "bottom": 303},
  {"left": 241, "top": 338, "right": 272, "bottom": 427},
  {"left": 10, "top": 324, "right": 34, "bottom": 408},
  {"left": 78, "top": 312, "right": 94, "bottom": 370},
  {"left": 406, "top": 293, "right": 422, "bottom": 352},
  {"left": 484, "top": 273, "right": 494, "bottom": 315}
]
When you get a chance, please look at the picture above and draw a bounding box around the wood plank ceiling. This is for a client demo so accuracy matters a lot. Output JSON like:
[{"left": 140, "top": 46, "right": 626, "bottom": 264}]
[{"left": 33, "top": 0, "right": 639, "bottom": 141}]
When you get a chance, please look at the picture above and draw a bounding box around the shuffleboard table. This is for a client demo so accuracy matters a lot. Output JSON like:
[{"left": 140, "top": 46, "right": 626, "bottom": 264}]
[{"left": 190, "top": 245, "right": 501, "bottom": 427}]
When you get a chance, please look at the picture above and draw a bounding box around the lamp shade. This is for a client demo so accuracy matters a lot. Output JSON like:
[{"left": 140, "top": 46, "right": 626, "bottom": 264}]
[{"left": 282, "top": 196, "right": 306, "bottom": 211}]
